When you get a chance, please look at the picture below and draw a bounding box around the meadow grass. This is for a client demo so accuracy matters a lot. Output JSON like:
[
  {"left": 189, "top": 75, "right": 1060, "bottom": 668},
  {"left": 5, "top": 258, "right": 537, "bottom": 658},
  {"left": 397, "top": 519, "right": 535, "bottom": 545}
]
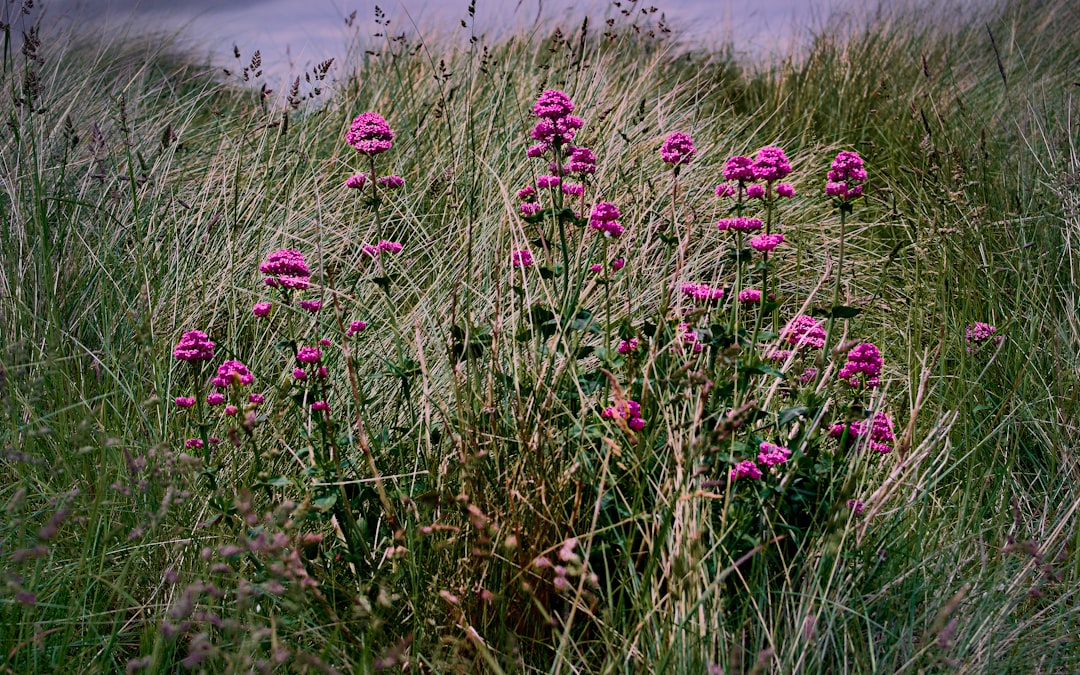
[{"left": 1, "top": 0, "right": 1079, "bottom": 672}]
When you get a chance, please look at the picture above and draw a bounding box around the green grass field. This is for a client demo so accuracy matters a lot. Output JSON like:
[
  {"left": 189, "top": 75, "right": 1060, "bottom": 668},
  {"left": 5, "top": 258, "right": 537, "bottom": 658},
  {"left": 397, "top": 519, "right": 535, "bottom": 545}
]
[{"left": 1, "top": 0, "right": 1079, "bottom": 671}]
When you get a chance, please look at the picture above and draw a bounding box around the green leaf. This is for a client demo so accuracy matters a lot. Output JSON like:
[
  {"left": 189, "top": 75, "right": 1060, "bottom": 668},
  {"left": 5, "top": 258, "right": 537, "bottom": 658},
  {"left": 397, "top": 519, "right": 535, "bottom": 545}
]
[
  {"left": 778, "top": 407, "right": 810, "bottom": 426},
  {"left": 727, "top": 248, "right": 754, "bottom": 262},
  {"left": 831, "top": 305, "right": 862, "bottom": 318},
  {"left": 313, "top": 492, "right": 338, "bottom": 512},
  {"left": 261, "top": 476, "right": 292, "bottom": 488}
]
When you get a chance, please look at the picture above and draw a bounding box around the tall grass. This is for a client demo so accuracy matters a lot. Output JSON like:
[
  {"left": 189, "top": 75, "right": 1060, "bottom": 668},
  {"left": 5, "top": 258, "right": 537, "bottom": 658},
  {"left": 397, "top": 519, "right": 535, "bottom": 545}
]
[{"left": 1, "top": 0, "right": 1078, "bottom": 671}]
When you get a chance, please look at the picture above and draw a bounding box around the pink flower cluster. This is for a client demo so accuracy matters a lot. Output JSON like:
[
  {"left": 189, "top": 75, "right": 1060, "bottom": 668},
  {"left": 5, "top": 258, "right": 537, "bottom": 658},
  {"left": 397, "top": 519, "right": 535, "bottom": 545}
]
[
  {"left": 528, "top": 90, "right": 583, "bottom": 152},
  {"left": 830, "top": 411, "right": 894, "bottom": 454},
  {"left": 211, "top": 360, "right": 254, "bottom": 389},
  {"left": 602, "top": 399, "right": 646, "bottom": 432},
  {"left": 173, "top": 330, "right": 215, "bottom": 362},
  {"left": 782, "top": 315, "right": 826, "bottom": 350},
  {"left": 717, "top": 216, "right": 763, "bottom": 232},
  {"left": 537, "top": 174, "right": 560, "bottom": 189},
  {"left": 673, "top": 322, "right": 704, "bottom": 354},
  {"left": 300, "top": 300, "right": 322, "bottom": 314},
  {"left": 965, "top": 322, "right": 1002, "bottom": 352},
  {"left": 716, "top": 149, "right": 794, "bottom": 198},
  {"left": 378, "top": 175, "right": 405, "bottom": 190},
  {"left": 589, "top": 202, "right": 624, "bottom": 238},
  {"left": 260, "top": 249, "right": 311, "bottom": 290},
  {"left": 730, "top": 460, "right": 762, "bottom": 481},
  {"left": 660, "top": 132, "right": 695, "bottom": 165},
  {"left": 826, "top": 150, "right": 866, "bottom": 201},
  {"left": 363, "top": 240, "right": 403, "bottom": 257},
  {"left": 346, "top": 112, "right": 395, "bottom": 156},
  {"left": 297, "top": 346, "right": 323, "bottom": 364},
  {"left": 681, "top": 283, "right": 724, "bottom": 303},
  {"left": 512, "top": 249, "right": 534, "bottom": 268},
  {"left": 752, "top": 146, "right": 792, "bottom": 182},
  {"left": 347, "top": 320, "right": 367, "bottom": 336},
  {"left": 738, "top": 288, "right": 762, "bottom": 304},
  {"left": 565, "top": 146, "right": 597, "bottom": 175},
  {"left": 724, "top": 155, "right": 755, "bottom": 182},
  {"left": 252, "top": 302, "right": 272, "bottom": 318},
  {"left": 757, "top": 441, "right": 792, "bottom": 467},
  {"left": 750, "top": 233, "right": 785, "bottom": 252},
  {"left": 617, "top": 337, "right": 641, "bottom": 354},
  {"left": 345, "top": 173, "right": 367, "bottom": 189},
  {"left": 838, "top": 343, "right": 884, "bottom": 388}
]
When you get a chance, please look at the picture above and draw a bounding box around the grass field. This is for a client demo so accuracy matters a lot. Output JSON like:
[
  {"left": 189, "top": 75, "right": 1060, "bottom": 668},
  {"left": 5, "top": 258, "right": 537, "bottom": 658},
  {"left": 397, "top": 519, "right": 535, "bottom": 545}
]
[{"left": 1, "top": 0, "right": 1079, "bottom": 672}]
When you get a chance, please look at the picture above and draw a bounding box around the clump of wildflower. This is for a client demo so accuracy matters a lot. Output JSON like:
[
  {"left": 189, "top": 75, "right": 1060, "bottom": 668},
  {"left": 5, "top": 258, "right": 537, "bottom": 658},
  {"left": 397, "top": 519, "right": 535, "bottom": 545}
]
[
  {"left": 752, "top": 146, "right": 792, "bottom": 182},
  {"left": 248, "top": 393, "right": 264, "bottom": 404},
  {"left": 260, "top": 249, "right": 311, "bottom": 290},
  {"left": 537, "top": 175, "right": 561, "bottom": 189},
  {"left": 362, "top": 244, "right": 380, "bottom": 257},
  {"left": 830, "top": 411, "right": 894, "bottom": 453},
  {"left": 377, "top": 240, "right": 403, "bottom": 254},
  {"left": 520, "top": 202, "right": 542, "bottom": 218},
  {"left": 723, "top": 155, "right": 755, "bottom": 182},
  {"left": 252, "top": 302, "right": 271, "bottom": 318},
  {"left": 757, "top": 442, "right": 792, "bottom": 467},
  {"left": 511, "top": 250, "right": 534, "bottom": 268},
  {"left": 617, "top": 337, "right": 640, "bottom": 354},
  {"left": 347, "top": 321, "right": 367, "bottom": 336},
  {"left": 611, "top": 257, "right": 625, "bottom": 270},
  {"left": 212, "top": 360, "right": 254, "bottom": 389},
  {"left": 750, "top": 233, "right": 785, "bottom": 252},
  {"left": 378, "top": 175, "right": 405, "bottom": 190},
  {"left": 715, "top": 183, "right": 736, "bottom": 197},
  {"left": 681, "top": 282, "right": 724, "bottom": 303},
  {"left": 561, "top": 182, "right": 584, "bottom": 196},
  {"left": 847, "top": 499, "right": 865, "bottom": 514},
  {"left": 206, "top": 392, "right": 225, "bottom": 406},
  {"left": 717, "top": 216, "right": 763, "bottom": 232},
  {"left": 529, "top": 90, "right": 583, "bottom": 148},
  {"left": 346, "top": 112, "right": 395, "bottom": 156},
  {"left": 173, "top": 330, "right": 215, "bottom": 362},
  {"left": 175, "top": 396, "right": 196, "bottom": 409},
  {"left": 775, "top": 183, "right": 795, "bottom": 198},
  {"left": 673, "top": 323, "right": 704, "bottom": 354},
  {"left": 589, "top": 202, "right": 624, "bottom": 238},
  {"left": 532, "top": 89, "right": 574, "bottom": 119},
  {"left": 589, "top": 263, "right": 603, "bottom": 273},
  {"left": 740, "top": 289, "right": 762, "bottom": 304},
  {"left": 311, "top": 401, "right": 329, "bottom": 413},
  {"left": 838, "top": 343, "right": 884, "bottom": 388},
  {"left": 517, "top": 185, "right": 536, "bottom": 202},
  {"left": 224, "top": 405, "right": 239, "bottom": 416},
  {"left": 746, "top": 184, "right": 765, "bottom": 199},
  {"left": 661, "top": 132, "right": 695, "bottom": 165},
  {"left": 185, "top": 439, "right": 204, "bottom": 450},
  {"left": 565, "top": 146, "right": 597, "bottom": 175},
  {"left": 299, "top": 300, "right": 322, "bottom": 314},
  {"left": 297, "top": 347, "right": 323, "bottom": 364},
  {"left": 293, "top": 368, "right": 307, "bottom": 380},
  {"left": 730, "top": 460, "right": 762, "bottom": 481},
  {"left": 602, "top": 398, "right": 646, "bottom": 432},
  {"left": 782, "top": 315, "right": 826, "bottom": 349},
  {"left": 345, "top": 173, "right": 368, "bottom": 189},
  {"left": 965, "top": 322, "right": 1002, "bottom": 352},
  {"left": 826, "top": 150, "right": 866, "bottom": 201}
]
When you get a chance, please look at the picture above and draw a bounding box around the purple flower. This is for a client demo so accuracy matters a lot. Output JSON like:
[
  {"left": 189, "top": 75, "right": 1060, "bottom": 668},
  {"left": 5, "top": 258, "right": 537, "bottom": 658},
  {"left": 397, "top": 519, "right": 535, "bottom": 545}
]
[
  {"left": 965, "top": 322, "right": 1000, "bottom": 347},
  {"left": 185, "top": 438, "right": 204, "bottom": 450},
  {"left": 717, "top": 216, "right": 763, "bottom": 232},
  {"left": 826, "top": 151, "right": 866, "bottom": 201},
  {"left": 566, "top": 146, "right": 597, "bottom": 174},
  {"left": 589, "top": 202, "right": 624, "bottom": 238},
  {"left": 847, "top": 499, "right": 865, "bottom": 514},
  {"left": 517, "top": 185, "right": 536, "bottom": 201},
  {"left": 378, "top": 240, "right": 403, "bottom": 254},
  {"left": 723, "top": 155, "right": 755, "bottom": 182},
  {"left": 758, "top": 442, "right": 792, "bottom": 466},
  {"left": 532, "top": 90, "right": 575, "bottom": 120},
  {"left": 511, "top": 249, "right": 534, "bottom": 268},
  {"left": 526, "top": 143, "right": 549, "bottom": 158},
  {"left": 319, "top": 338, "right": 332, "bottom": 347},
  {"left": 745, "top": 184, "right": 765, "bottom": 199},
  {"left": 252, "top": 302, "right": 272, "bottom": 318},
  {"left": 173, "top": 330, "right": 215, "bottom": 362},
  {"left": 681, "top": 283, "right": 724, "bottom": 303},
  {"left": 520, "top": 202, "right": 542, "bottom": 217},
  {"left": 617, "top": 337, "right": 640, "bottom": 354},
  {"left": 175, "top": 396, "right": 196, "bottom": 409},
  {"left": 750, "top": 233, "right": 785, "bottom": 252},
  {"left": 660, "top": 132, "right": 696, "bottom": 165},
  {"left": 206, "top": 392, "right": 225, "bottom": 406},
  {"left": 838, "top": 343, "right": 884, "bottom": 388},
  {"left": 297, "top": 346, "right": 322, "bottom": 363},
  {"left": 752, "top": 146, "right": 792, "bottom": 181},
  {"left": 212, "top": 360, "right": 254, "bottom": 388},
  {"left": 312, "top": 400, "right": 329, "bottom": 412},
  {"left": 589, "top": 263, "right": 603, "bottom": 273},
  {"left": 537, "top": 174, "right": 561, "bottom": 189},
  {"left": 299, "top": 300, "right": 322, "bottom": 314},
  {"left": 611, "top": 257, "right": 625, "bottom": 270},
  {"left": 224, "top": 405, "right": 239, "bottom": 416},
  {"left": 738, "top": 288, "right": 762, "bottom": 303},
  {"left": 831, "top": 412, "right": 894, "bottom": 453},
  {"left": 345, "top": 173, "right": 368, "bottom": 189},
  {"left": 775, "top": 183, "right": 795, "bottom": 198},
  {"left": 293, "top": 368, "right": 307, "bottom": 380},
  {"left": 347, "top": 320, "right": 368, "bottom": 336},
  {"left": 346, "top": 112, "right": 395, "bottom": 155},
  {"left": 378, "top": 175, "right": 405, "bottom": 190},
  {"left": 561, "top": 182, "right": 584, "bottom": 196},
  {"left": 362, "top": 244, "right": 380, "bottom": 257},
  {"left": 730, "top": 460, "right": 762, "bottom": 480},
  {"left": 714, "top": 183, "right": 736, "bottom": 198},
  {"left": 259, "top": 249, "right": 311, "bottom": 289},
  {"left": 601, "top": 398, "right": 646, "bottom": 432},
  {"left": 782, "top": 315, "right": 826, "bottom": 350},
  {"left": 249, "top": 393, "right": 265, "bottom": 404}
]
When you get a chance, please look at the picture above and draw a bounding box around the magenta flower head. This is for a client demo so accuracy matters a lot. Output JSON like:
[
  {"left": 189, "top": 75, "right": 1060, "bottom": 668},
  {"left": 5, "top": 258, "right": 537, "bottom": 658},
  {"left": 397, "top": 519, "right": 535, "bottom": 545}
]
[
  {"left": 757, "top": 441, "right": 792, "bottom": 467},
  {"left": 173, "top": 330, "right": 215, "bottom": 362},
  {"left": 345, "top": 173, "right": 368, "bottom": 189},
  {"left": 826, "top": 150, "right": 866, "bottom": 201},
  {"left": 252, "top": 302, "right": 271, "bottom": 318},
  {"left": 745, "top": 184, "right": 765, "bottom": 199},
  {"left": 681, "top": 283, "right": 724, "bottom": 303},
  {"left": 715, "top": 183, "right": 736, "bottom": 198},
  {"left": 532, "top": 90, "right": 575, "bottom": 120},
  {"left": 520, "top": 202, "right": 542, "bottom": 218},
  {"left": 566, "top": 146, "right": 597, "bottom": 175},
  {"left": 723, "top": 156, "right": 755, "bottom": 183},
  {"left": 717, "top": 216, "right": 763, "bottom": 232},
  {"left": 175, "top": 396, "right": 196, "bottom": 409},
  {"left": 730, "top": 460, "right": 762, "bottom": 481},
  {"left": 347, "top": 320, "right": 367, "bottom": 336},
  {"left": 517, "top": 185, "right": 536, "bottom": 202},
  {"left": 589, "top": 202, "right": 624, "bottom": 238},
  {"left": 259, "top": 249, "right": 310, "bottom": 290},
  {"left": 311, "top": 400, "right": 330, "bottom": 413},
  {"left": 297, "top": 346, "right": 323, "bottom": 364},
  {"left": 299, "top": 300, "right": 322, "bottom": 314},
  {"left": 965, "top": 322, "right": 1001, "bottom": 351},
  {"left": 537, "top": 175, "right": 561, "bottom": 189},
  {"left": 617, "top": 337, "right": 640, "bottom": 354},
  {"left": 377, "top": 240, "right": 403, "bottom": 254},
  {"left": 561, "top": 182, "right": 584, "bottom": 197},
  {"left": 660, "top": 132, "right": 696, "bottom": 166},
  {"left": 206, "top": 392, "right": 225, "bottom": 406},
  {"left": 752, "top": 146, "right": 792, "bottom": 182},
  {"left": 781, "top": 315, "right": 826, "bottom": 350},
  {"left": 346, "top": 112, "right": 395, "bottom": 156},
  {"left": 738, "top": 288, "right": 762, "bottom": 304},
  {"left": 212, "top": 360, "right": 254, "bottom": 388},
  {"left": 378, "top": 175, "right": 405, "bottom": 190},
  {"left": 511, "top": 249, "right": 534, "bottom": 268},
  {"left": 750, "top": 233, "right": 785, "bottom": 252},
  {"left": 611, "top": 257, "right": 625, "bottom": 270},
  {"left": 224, "top": 405, "right": 239, "bottom": 416},
  {"left": 589, "top": 263, "right": 603, "bottom": 273},
  {"left": 775, "top": 183, "right": 795, "bottom": 198},
  {"left": 838, "top": 342, "right": 884, "bottom": 388}
]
